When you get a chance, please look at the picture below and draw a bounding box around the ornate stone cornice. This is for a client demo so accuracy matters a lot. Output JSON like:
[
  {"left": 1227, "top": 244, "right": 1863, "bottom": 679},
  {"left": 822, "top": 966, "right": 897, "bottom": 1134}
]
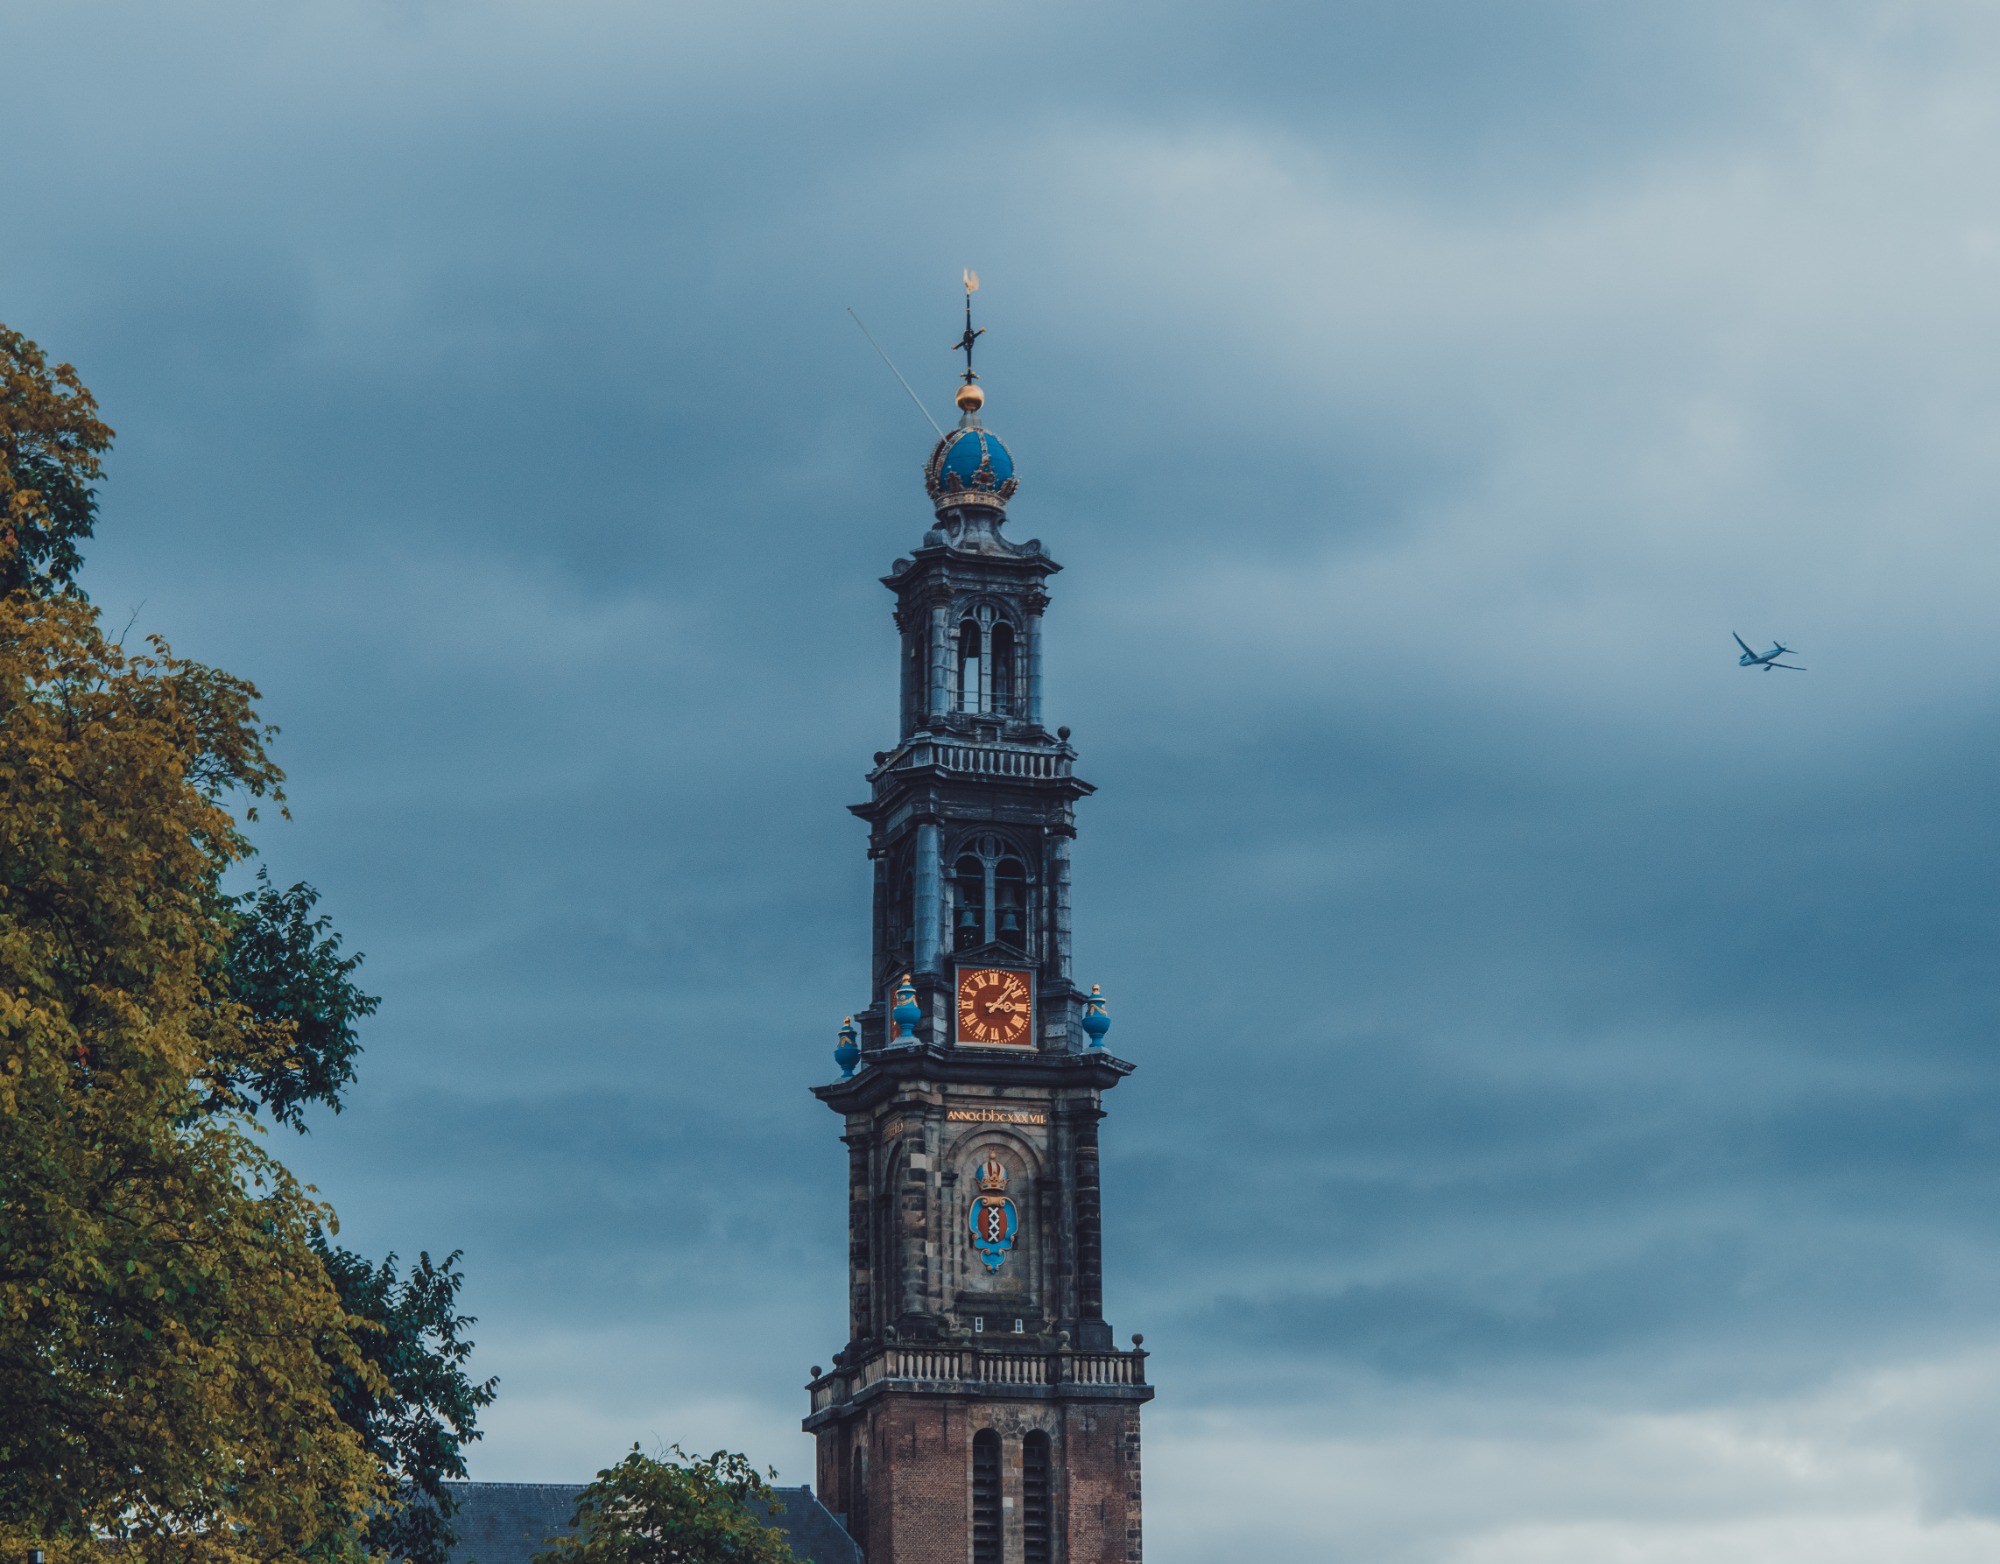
[{"left": 811, "top": 1042, "right": 1133, "bottom": 1113}]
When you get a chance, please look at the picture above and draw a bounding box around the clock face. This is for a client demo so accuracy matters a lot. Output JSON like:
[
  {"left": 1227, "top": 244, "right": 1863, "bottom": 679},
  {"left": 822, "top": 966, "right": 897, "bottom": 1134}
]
[{"left": 956, "top": 966, "right": 1034, "bottom": 1046}]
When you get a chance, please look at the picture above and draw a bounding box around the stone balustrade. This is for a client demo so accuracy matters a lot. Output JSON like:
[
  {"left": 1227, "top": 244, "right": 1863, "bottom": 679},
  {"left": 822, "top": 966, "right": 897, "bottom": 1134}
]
[
  {"left": 882, "top": 742, "right": 1072, "bottom": 781},
  {"left": 808, "top": 1345, "right": 1143, "bottom": 1411}
]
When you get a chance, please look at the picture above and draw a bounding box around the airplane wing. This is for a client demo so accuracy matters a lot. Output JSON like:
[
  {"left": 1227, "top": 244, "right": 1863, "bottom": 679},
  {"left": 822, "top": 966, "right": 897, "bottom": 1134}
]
[
  {"left": 1731, "top": 632, "right": 1755, "bottom": 656},
  {"left": 1769, "top": 662, "right": 1807, "bottom": 671}
]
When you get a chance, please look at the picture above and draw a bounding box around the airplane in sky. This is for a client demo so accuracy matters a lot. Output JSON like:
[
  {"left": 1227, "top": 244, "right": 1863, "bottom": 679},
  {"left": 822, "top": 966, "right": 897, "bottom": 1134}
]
[{"left": 1733, "top": 633, "right": 1806, "bottom": 671}]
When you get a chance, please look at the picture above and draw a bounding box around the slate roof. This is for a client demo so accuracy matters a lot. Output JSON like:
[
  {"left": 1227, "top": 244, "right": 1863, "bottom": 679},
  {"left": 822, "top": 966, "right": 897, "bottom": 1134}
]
[
  {"left": 441, "top": 1481, "right": 859, "bottom": 1564},
  {"left": 443, "top": 1484, "right": 578, "bottom": 1564}
]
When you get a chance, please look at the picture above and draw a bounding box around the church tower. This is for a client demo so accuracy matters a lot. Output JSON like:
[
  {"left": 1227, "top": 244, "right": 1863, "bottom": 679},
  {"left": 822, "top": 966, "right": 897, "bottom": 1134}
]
[{"left": 805, "top": 290, "right": 1151, "bottom": 1564}]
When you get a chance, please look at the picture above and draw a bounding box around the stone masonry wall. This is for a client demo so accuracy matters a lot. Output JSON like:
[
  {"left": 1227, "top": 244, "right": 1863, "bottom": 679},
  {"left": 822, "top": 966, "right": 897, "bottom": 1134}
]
[{"left": 818, "top": 1393, "right": 1141, "bottom": 1564}]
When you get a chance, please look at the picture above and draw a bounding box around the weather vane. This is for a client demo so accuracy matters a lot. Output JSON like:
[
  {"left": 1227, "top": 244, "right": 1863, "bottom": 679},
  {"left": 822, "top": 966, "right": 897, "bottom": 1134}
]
[{"left": 953, "top": 268, "right": 983, "bottom": 385}]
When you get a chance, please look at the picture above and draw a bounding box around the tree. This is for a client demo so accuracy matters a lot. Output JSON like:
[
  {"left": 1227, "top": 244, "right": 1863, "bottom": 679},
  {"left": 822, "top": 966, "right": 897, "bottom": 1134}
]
[
  {"left": 0, "top": 327, "right": 113, "bottom": 599},
  {"left": 534, "top": 1448, "right": 803, "bottom": 1564},
  {"left": 217, "top": 870, "right": 379, "bottom": 1131},
  {"left": 318, "top": 1245, "right": 498, "bottom": 1564},
  {"left": 0, "top": 593, "right": 385, "bottom": 1559}
]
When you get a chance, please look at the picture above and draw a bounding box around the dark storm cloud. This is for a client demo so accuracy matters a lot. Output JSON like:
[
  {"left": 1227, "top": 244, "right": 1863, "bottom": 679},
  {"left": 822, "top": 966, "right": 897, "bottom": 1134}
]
[{"left": 10, "top": 0, "right": 2000, "bottom": 1555}]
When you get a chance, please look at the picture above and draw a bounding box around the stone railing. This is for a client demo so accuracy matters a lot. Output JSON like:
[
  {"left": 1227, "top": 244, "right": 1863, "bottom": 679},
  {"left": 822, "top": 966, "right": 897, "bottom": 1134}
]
[
  {"left": 975, "top": 1351, "right": 1045, "bottom": 1385},
  {"left": 1067, "top": 1353, "right": 1139, "bottom": 1386},
  {"left": 810, "top": 1345, "right": 1143, "bottom": 1410},
  {"left": 870, "top": 1347, "right": 970, "bottom": 1385},
  {"left": 889, "top": 743, "right": 1071, "bottom": 781}
]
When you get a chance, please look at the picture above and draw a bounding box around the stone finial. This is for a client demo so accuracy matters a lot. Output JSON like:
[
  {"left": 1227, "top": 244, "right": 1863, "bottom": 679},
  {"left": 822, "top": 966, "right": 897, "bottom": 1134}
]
[{"left": 834, "top": 1016, "right": 860, "bottom": 1079}]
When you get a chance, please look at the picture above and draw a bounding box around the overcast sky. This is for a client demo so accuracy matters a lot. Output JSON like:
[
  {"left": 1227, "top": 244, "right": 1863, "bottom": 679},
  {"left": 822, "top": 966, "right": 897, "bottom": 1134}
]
[{"left": 13, "top": 2, "right": 2000, "bottom": 1559}]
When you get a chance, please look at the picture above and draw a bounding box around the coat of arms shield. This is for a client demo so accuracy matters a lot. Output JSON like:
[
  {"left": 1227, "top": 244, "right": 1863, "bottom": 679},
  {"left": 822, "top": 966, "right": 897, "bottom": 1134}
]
[
  {"left": 968, "top": 1152, "right": 1019, "bottom": 1272},
  {"left": 969, "top": 1194, "right": 1018, "bottom": 1272}
]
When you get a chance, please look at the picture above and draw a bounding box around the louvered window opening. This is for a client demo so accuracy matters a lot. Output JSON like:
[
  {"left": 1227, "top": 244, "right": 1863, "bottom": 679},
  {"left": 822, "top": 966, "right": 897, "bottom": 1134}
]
[
  {"left": 971, "top": 1429, "right": 1002, "bottom": 1564},
  {"left": 1023, "top": 1430, "right": 1052, "bottom": 1564}
]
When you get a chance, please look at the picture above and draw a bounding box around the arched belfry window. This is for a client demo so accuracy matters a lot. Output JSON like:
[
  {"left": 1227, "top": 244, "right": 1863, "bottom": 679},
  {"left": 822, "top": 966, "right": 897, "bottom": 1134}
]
[
  {"left": 958, "top": 618, "right": 982, "bottom": 712},
  {"left": 990, "top": 621, "right": 1016, "bottom": 715},
  {"left": 994, "top": 856, "right": 1027, "bottom": 948},
  {"left": 970, "top": 1430, "right": 1001, "bottom": 1564},
  {"left": 1023, "top": 1431, "right": 1052, "bottom": 1564},
  {"left": 902, "top": 625, "right": 924, "bottom": 726},
  {"left": 952, "top": 855, "right": 986, "bottom": 953},
  {"left": 955, "top": 608, "right": 1021, "bottom": 716},
  {"left": 951, "top": 834, "right": 1034, "bottom": 954}
]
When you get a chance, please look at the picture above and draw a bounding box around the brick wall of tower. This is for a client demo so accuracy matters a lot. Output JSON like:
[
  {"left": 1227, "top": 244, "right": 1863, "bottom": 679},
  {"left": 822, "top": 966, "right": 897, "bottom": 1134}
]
[{"left": 816, "top": 1394, "right": 1142, "bottom": 1564}]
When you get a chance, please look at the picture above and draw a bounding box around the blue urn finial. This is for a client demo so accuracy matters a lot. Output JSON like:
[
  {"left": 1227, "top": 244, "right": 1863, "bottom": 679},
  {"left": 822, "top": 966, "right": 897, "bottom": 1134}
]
[
  {"left": 891, "top": 975, "right": 921, "bottom": 1045},
  {"left": 834, "top": 1015, "right": 860, "bottom": 1079},
  {"left": 1082, "top": 984, "right": 1110, "bottom": 1050}
]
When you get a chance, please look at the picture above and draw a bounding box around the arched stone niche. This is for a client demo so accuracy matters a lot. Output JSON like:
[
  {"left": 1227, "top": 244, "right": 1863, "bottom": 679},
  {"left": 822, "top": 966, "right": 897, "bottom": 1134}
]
[{"left": 946, "top": 1128, "right": 1045, "bottom": 1319}]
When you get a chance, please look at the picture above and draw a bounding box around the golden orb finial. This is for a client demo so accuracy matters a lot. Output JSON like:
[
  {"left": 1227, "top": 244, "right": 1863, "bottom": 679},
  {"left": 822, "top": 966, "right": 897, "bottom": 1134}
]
[{"left": 955, "top": 383, "right": 985, "bottom": 414}]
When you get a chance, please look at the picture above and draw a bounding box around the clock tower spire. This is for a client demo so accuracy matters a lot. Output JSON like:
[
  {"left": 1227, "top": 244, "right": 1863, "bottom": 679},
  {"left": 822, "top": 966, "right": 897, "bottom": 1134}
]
[{"left": 806, "top": 288, "right": 1150, "bottom": 1564}]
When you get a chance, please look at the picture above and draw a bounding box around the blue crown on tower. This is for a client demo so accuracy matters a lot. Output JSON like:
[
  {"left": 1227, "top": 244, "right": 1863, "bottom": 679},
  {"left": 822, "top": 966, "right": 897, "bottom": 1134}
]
[{"left": 924, "top": 269, "right": 1019, "bottom": 515}]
